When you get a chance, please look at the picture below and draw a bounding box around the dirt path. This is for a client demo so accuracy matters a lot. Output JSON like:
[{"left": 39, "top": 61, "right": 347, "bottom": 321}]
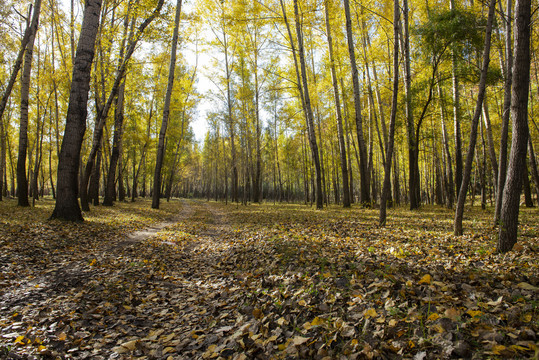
[{"left": 1, "top": 200, "right": 244, "bottom": 360}]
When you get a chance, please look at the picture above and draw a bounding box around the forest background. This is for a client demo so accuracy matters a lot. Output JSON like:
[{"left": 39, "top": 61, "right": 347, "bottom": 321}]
[{"left": 0, "top": 0, "right": 538, "bottom": 250}]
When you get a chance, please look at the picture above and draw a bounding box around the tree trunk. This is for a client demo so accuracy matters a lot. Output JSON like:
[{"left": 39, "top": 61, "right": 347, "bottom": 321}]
[
  {"left": 17, "top": 0, "right": 42, "bottom": 207},
  {"left": 343, "top": 0, "right": 370, "bottom": 206},
  {"left": 0, "top": 0, "right": 42, "bottom": 202},
  {"left": 81, "top": 0, "right": 164, "bottom": 211},
  {"left": 152, "top": 0, "right": 182, "bottom": 209},
  {"left": 324, "top": 0, "right": 350, "bottom": 207},
  {"left": 103, "top": 79, "right": 126, "bottom": 206},
  {"left": 482, "top": 101, "right": 498, "bottom": 192},
  {"left": 103, "top": 9, "right": 132, "bottom": 206},
  {"left": 50, "top": 0, "right": 102, "bottom": 221},
  {"left": 380, "top": 0, "right": 399, "bottom": 226},
  {"left": 495, "top": 0, "right": 513, "bottom": 225},
  {"left": 293, "top": 0, "right": 323, "bottom": 209},
  {"left": 497, "top": 0, "right": 531, "bottom": 252},
  {"left": 528, "top": 137, "right": 539, "bottom": 203},
  {"left": 437, "top": 79, "right": 454, "bottom": 208},
  {"left": 402, "top": 0, "right": 420, "bottom": 210},
  {"left": 522, "top": 163, "right": 533, "bottom": 207},
  {"left": 454, "top": 0, "right": 496, "bottom": 235}
]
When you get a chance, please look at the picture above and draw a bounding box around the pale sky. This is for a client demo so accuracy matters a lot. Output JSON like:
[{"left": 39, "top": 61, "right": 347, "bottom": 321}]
[{"left": 57, "top": 0, "right": 211, "bottom": 143}]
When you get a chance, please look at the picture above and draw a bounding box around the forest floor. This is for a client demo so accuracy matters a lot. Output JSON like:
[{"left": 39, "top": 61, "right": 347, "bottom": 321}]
[{"left": 0, "top": 198, "right": 537, "bottom": 360}]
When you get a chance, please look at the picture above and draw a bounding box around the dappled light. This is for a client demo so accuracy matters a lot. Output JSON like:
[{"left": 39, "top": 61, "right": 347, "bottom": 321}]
[{"left": 1, "top": 199, "right": 537, "bottom": 358}]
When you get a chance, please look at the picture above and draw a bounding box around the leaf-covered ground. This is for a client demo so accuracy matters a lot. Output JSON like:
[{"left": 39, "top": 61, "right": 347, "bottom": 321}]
[{"left": 0, "top": 199, "right": 537, "bottom": 359}]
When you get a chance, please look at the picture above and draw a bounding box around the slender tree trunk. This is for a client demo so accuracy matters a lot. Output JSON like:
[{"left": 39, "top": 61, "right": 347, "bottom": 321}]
[
  {"left": 402, "top": 0, "right": 420, "bottom": 210},
  {"left": 498, "top": 0, "right": 531, "bottom": 251},
  {"left": 341, "top": 79, "right": 354, "bottom": 203},
  {"left": 495, "top": 0, "right": 512, "bottom": 225},
  {"left": 51, "top": 0, "right": 102, "bottom": 221},
  {"left": 380, "top": 0, "right": 399, "bottom": 226},
  {"left": 0, "top": 2, "right": 42, "bottom": 200},
  {"left": 482, "top": 101, "right": 498, "bottom": 192},
  {"left": 437, "top": 79, "right": 454, "bottom": 208},
  {"left": 343, "top": 0, "right": 369, "bottom": 205},
  {"left": 153, "top": 0, "right": 182, "bottom": 209},
  {"left": 528, "top": 137, "right": 539, "bottom": 202},
  {"left": 324, "top": 0, "right": 350, "bottom": 207},
  {"left": 293, "top": 0, "right": 323, "bottom": 209},
  {"left": 81, "top": 0, "right": 164, "bottom": 211},
  {"left": 17, "top": 0, "right": 42, "bottom": 207},
  {"left": 103, "top": 10, "right": 132, "bottom": 206},
  {"left": 522, "top": 163, "right": 533, "bottom": 206},
  {"left": 454, "top": 0, "right": 496, "bottom": 235}
]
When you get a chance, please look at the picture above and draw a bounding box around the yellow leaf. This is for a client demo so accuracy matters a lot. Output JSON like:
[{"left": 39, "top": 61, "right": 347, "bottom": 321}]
[
  {"left": 311, "top": 317, "right": 324, "bottom": 326},
  {"left": 388, "top": 319, "right": 398, "bottom": 327},
  {"left": 89, "top": 259, "right": 97, "bottom": 266},
  {"left": 405, "top": 280, "right": 413, "bottom": 287},
  {"left": 418, "top": 274, "right": 432, "bottom": 285},
  {"left": 427, "top": 313, "right": 440, "bottom": 321},
  {"left": 466, "top": 309, "right": 483, "bottom": 318},
  {"left": 323, "top": 272, "right": 332, "bottom": 278},
  {"left": 14, "top": 335, "right": 25, "bottom": 344},
  {"left": 58, "top": 332, "right": 67, "bottom": 341},
  {"left": 364, "top": 308, "right": 377, "bottom": 318},
  {"left": 511, "top": 344, "right": 531, "bottom": 352},
  {"left": 37, "top": 345, "right": 47, "bottom": 352},
  {"left": 298, "top": 300, "right": 307, "bottom": 306},
  {"left": 432, "top": 324, "right": 445, "bottom": 333},
  {"left": 522, "top": 313, "right": 532, "bottom": 322},
  {"left": 492, "top": 344, "right": 506, "bottom": 355},
  {"left": 120, "top": 340, "right": 138, "bottom": 350},
  {"left": 163, "top": 347, "right": 175, "bottom": 354}
]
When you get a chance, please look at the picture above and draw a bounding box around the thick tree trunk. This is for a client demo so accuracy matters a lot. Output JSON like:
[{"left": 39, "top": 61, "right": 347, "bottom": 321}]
[
  {"left": 454, "top": 0, "right": 496, "bottom": 235},
  {"left": 152, "top": 0, "right": 182, "bottom": 209},
  {"left": 497, "top": 0, "right": 531, "bottom": 252},
  {"left": 380, "top": 0, "right": 399, "bottom": 226},
  {"left": 50, "top": 0, "right": 102, "bottom": 221},
  {"left": 343, "top": 0, "right": 369, "bottom": 205}
]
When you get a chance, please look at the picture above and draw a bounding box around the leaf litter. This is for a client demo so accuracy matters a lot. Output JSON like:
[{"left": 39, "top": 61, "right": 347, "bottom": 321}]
[{"left": 0, "top": 199, "right": 537, "bottom": 359}]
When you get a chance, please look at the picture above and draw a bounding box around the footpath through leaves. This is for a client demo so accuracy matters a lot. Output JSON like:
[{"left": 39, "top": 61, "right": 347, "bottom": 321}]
[{"left": 0, "top": 199, "right": 537, "bottom": 359}]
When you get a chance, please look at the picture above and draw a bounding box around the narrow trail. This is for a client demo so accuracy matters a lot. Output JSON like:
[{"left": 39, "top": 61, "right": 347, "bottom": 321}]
[{"left": 1, "top": 199, "right": 246, "bottom": 360}]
